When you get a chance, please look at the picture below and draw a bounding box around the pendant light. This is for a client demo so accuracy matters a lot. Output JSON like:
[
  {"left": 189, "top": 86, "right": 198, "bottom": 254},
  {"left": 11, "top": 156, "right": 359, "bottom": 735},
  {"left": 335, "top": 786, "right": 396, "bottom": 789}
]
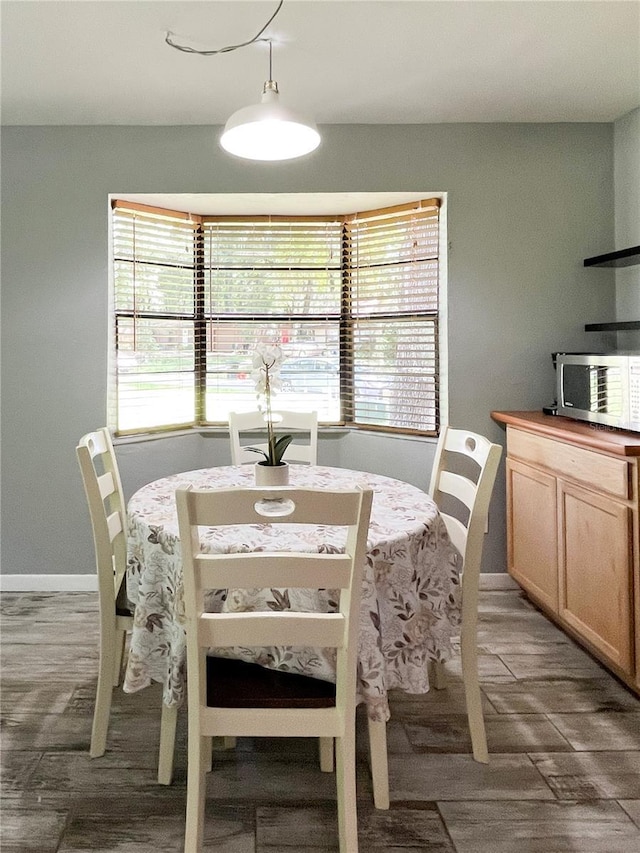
[
  {"left": 165, "top": 3, "right": 319, "bottom": 163},
  {"left": 220, "top": 41, "right": 320, "bottom": 161}
]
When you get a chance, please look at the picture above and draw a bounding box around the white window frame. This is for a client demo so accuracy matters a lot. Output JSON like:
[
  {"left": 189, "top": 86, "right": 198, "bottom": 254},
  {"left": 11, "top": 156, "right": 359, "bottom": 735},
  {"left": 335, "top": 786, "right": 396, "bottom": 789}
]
[{"left": 109, "top": 196, "right": 445, "bottom": 437}]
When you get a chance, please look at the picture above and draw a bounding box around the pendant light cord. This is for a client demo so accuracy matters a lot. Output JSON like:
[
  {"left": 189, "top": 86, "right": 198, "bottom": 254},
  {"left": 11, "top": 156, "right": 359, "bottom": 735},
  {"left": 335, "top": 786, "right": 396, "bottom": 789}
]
[{"left": 165, "top": 0, "right": 283, "bottom": 55}]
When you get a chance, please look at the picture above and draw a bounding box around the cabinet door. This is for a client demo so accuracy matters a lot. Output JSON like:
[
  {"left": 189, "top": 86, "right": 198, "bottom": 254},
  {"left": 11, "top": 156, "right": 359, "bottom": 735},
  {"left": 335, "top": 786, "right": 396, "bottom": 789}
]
[
  {"left": 506, "top": 458, "right": 558, "bottom": 612},
  {"left": 559, "top": 480, "right": 633, "bottom": 673}
]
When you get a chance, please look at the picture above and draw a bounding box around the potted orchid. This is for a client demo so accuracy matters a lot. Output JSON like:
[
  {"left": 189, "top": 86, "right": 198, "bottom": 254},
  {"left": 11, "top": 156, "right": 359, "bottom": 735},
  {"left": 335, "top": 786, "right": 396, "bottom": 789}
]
[{"left": 247, "top": 344, "right": 293, "bottom": 481}]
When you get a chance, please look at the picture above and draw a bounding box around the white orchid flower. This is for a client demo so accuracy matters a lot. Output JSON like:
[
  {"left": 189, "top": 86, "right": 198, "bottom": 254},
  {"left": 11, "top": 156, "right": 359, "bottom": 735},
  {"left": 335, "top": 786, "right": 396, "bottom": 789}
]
[
  {"left": 250, "top": 368, "right": 268, "bottom": 395},
  {"left": 252, "top": 343, "right": 284, "bottom": 373},
  {"left": 248, "top": 342, "right": 291, "bottom": 466}
]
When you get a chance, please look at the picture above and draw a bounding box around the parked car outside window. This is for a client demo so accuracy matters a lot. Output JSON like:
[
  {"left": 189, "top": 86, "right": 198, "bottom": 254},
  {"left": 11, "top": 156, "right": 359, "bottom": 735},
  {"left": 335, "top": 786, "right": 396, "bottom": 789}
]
[{"left": 280, "top": 357, "right": 338, "bottom": 392}]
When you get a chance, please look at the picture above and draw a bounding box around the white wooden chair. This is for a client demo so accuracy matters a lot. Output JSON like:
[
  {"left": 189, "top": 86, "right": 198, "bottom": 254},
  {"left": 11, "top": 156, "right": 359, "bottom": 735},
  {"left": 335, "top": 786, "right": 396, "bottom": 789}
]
[
  {"left": 176, "top": 484, "right": 372, "bottom": 853},
  {"left": 426, "top": 426, "right": 502, "bottom": 764},
  {"left": 76, "top": 428, "right": 178, "bottom": 784},
  {"left": 367, "top": 426, "right": 502, "bottom": 809},
  {"left": 228, "top": 410, "right": 318, "bottom": 465}
]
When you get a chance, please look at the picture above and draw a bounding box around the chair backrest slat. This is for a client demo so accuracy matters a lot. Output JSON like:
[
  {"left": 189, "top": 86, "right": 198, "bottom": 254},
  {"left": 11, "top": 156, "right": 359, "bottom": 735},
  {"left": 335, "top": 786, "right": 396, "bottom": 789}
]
[
  {"left": 198, "top": 611, "right": 346, "bottom": 649},
  {"left": 106, "top": 509, "right": 124, "bottom": 543},
  {"left": 97, "top": 470, "right": 116, "bottom": 502},
  {"left": 195, "top": 552, "right": 354, "bottom": 592},
  {"left": 437, "top": 470, "right": 477, "bottom": 510},
  {"left": 229, "top": 410, "right": 318, "bottom": 466},
  {"left": 439, "top": 512, "right": 467, "bottom": 557},
  {"left": 186, "top": 486, "right": 360, "bottom": 526}
]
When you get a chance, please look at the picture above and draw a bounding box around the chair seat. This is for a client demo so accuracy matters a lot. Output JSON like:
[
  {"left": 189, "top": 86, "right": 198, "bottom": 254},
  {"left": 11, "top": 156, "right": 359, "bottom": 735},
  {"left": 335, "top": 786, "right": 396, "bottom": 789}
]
[
  {"left": 207, "top": 657, "right": 336, "bottom": 709},
  {"left": 114, "top": 575, "right": 134, "bottom": 618}
]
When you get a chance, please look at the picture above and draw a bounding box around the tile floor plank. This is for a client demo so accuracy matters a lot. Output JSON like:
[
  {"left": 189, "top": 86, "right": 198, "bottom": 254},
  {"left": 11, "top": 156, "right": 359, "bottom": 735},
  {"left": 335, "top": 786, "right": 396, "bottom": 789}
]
[
  {"left": 438, "top": 800, "right": 640, "bottom": 853},
  {"left": 546, "top": 712, "right": 640, "bottom": 751},
  {"left": 388, "top": 753, "right": 556, "bottom": 801},
  {"left": 0, "top": 807, "right": 68, "bottom": 853},
  {"left": 403, "top": 712, "right": 573, "bottom": 754},
  {"left": 498, "top": 647, "right": 611, "bottom": 681},
  {"left": 531, "top": 752, "right": 640, "bottom": 800},
  {"left": 619, "top": 800, "right": 640, "bottom": 829},
  {"left": 483, "top": 678, "right": 640, "bottom": 714}
]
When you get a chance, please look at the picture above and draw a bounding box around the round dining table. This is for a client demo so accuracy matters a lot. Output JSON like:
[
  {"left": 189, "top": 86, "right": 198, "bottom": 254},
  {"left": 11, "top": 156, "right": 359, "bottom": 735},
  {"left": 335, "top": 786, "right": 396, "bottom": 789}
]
[{"left": 123, "top": 464, "right": 462, "bottom": 722}]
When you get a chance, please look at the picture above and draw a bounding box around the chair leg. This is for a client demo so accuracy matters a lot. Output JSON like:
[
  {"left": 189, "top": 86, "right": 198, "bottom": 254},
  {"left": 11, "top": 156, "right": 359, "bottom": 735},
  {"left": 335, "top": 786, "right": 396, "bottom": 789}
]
[
  {"left": 202, "top": 736, "right": 212, "bottom": 772},
  {"left": 205, "top": 736, "right": 236, "bottom": 772},
  {"left": 367, "top": 718, "right": 390, "bottom": 810},
  {"left": 335, "top": 725, "right": 359, "bottom": 853},
  {"left": 429, "top": 659, "right": 447, "bottom": 690},
  {"left": 319, "top": 737, "right": 334, "bottom": 772},
  {"left": 157, "top": 702, "right": 179, "bottom": 785},
  {"left": 112, "top": 628, "right": 127, "bottom": 687},
  {"left": 460, "top": 628, "right": 488, "bottom": 764},
  {"left": 184, "top": 734, "right": 208, "bottom": 853},
  {"left": 90, "top": 641, "right": 115, "bottom": 758}
]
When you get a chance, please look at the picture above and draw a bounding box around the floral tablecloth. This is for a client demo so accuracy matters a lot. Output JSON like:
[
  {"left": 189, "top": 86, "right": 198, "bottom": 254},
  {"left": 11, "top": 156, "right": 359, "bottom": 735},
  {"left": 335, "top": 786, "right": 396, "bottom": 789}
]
[{"left": 124, "top": 465, "right": 462, "bottom": 722}]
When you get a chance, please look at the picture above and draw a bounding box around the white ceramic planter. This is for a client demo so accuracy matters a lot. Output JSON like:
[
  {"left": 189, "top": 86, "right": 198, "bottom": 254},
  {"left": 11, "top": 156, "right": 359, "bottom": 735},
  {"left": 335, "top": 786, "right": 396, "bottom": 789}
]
[{"left": 254, "top": 462, "right": 290, "bottom": 486}]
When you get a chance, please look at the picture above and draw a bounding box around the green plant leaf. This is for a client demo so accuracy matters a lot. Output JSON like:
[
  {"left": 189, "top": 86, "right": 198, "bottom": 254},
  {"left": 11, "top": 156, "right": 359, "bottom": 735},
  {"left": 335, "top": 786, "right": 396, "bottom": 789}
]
[
  {"left": 245, "top": 446, "right": 269, "bottom": 462},
  {"left": 272, "top": 434, "right": 294, "bottom": 465}
]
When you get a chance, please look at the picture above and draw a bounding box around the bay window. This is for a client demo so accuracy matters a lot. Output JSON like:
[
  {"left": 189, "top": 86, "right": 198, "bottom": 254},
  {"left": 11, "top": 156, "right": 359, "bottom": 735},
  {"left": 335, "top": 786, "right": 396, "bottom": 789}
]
[{"left": 110, "top": 198, "right": 441, "bottom": 436}]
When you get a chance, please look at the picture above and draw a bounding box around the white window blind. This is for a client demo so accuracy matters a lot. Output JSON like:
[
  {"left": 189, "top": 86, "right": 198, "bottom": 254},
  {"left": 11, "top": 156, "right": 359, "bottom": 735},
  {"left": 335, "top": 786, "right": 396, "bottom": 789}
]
[
  {"left": 110, "top": 202, "right": 200, "bottom": 433},
  {"left": 110, "top": 199, "right": 441, "bottom": 435},
  {"left": 201, "top": 218, "right": 343, "bottom": 423},
  {"left": 344, "top": 200, "right": 440, "bottom": 432}
]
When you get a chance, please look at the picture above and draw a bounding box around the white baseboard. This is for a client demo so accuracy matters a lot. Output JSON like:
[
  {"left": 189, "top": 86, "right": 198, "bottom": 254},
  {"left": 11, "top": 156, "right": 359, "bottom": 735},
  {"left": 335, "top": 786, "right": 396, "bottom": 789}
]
[
  {"left": 0, "top": 574, "right": 97, "bottom": 592},
  {"left": 2, "top": 572, "right": 516, "bottom": 593},
  {"left": 479, "top": 572, "right": 518, "bottom": 591}
]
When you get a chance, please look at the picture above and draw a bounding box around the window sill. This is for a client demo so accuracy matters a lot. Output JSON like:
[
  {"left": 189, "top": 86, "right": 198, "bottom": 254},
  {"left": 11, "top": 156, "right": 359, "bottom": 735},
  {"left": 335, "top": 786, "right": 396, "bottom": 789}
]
[
  {"left": 113, "top": 425, "right": 353, "bottom": 446},
  {"left": 112, "top": 425, "right": 437, "bottom": 447}
]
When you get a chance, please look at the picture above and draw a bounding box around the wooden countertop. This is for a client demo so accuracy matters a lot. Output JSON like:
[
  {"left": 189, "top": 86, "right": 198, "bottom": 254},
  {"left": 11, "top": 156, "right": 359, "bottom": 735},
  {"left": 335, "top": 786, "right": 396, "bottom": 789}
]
[{"left": 491, "top": 410, "right": 640, "bottom": 457}]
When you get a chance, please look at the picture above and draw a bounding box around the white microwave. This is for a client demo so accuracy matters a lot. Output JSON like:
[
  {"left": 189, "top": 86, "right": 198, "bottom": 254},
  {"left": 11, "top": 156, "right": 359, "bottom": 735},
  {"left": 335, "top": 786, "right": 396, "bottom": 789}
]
[{"left": 556, "top": 353, "right": 640, "bottom": 432}]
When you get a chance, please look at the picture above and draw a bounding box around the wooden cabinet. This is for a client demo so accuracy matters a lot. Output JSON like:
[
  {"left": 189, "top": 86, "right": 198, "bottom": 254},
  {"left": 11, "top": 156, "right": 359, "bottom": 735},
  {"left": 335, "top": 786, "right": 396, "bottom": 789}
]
[{"left": 493, "top": 411, "right": 640, "bottom": 693}]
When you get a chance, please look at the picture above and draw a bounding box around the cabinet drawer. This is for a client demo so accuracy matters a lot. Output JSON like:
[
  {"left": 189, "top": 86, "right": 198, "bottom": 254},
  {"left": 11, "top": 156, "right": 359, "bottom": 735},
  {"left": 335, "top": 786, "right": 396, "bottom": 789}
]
[{"left": 507, "top": 427, "right": 630, "bottom": 500}]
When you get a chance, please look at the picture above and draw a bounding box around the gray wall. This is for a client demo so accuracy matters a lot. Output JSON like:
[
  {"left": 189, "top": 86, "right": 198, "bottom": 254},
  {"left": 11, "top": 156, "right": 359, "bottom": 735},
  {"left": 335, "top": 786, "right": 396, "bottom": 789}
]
[{"left": 1, "top": 123, "right": 616, "bottom": 580}]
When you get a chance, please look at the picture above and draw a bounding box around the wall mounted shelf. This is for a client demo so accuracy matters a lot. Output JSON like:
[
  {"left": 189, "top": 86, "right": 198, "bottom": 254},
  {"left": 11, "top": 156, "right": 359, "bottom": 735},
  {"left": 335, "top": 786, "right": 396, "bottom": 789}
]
[
  {"left": 585, "top": 321, "right": 640, "bottom": 332},
  {"left": 584, "top": 248, "right": 639, "bottom": 332},
  {"left": 583, "top": 246, "right": 640, "bottom": 268}
]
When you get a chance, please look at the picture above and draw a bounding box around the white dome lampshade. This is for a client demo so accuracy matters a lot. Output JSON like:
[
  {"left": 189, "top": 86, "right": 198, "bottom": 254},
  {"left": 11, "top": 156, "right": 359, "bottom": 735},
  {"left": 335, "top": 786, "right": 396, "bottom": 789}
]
[{"left": 220, "top": 81, "right": 321, "bottom": 161}]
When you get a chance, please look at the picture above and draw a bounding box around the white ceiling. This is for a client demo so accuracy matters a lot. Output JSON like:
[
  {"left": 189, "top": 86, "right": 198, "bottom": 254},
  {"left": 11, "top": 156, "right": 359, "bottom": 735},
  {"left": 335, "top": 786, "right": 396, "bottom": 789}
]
[{"left": 2, "top": 0, "right": 639, "bottom": 127}]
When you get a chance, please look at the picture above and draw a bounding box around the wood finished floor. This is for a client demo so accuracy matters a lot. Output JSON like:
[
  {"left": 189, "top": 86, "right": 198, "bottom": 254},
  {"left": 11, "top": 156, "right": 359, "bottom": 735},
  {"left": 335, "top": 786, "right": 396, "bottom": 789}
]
[{"left": 2, "top": 589, "right": 640, "bottom": 852}]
